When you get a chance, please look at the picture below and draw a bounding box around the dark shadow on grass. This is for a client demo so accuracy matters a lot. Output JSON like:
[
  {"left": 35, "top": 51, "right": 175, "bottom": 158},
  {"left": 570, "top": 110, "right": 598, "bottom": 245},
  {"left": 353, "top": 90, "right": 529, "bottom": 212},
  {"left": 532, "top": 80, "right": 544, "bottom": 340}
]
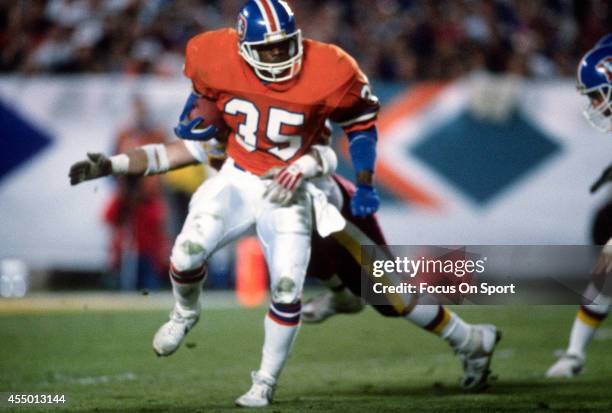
[
  {"left": 56, "top": 403, "right": 255, "bottom": 413},
  {"left": 42, "top": 377, "right": 612, "bottom": 413},
  {"left": 276, "top": 378, "right": 612, "bottom": 413},
  {"left": 315, "top": 376, "right": 612, "bottom": 400}
]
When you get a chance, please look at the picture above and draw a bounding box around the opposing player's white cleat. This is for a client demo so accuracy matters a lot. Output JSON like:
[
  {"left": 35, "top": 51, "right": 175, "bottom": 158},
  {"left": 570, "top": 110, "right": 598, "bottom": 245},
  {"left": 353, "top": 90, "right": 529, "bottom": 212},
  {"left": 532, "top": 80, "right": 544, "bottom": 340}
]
[
  {"left": 152, "top": 304, "right": 200, "bottom": 357},
  {"left": 455, "top": 324, "right": 501, "bottom": 390},
  {"left": 301, "top": 290, "right": 365, "bottom": 323},
  {"left": 235, "top": 371, "right": 276, "bottom": 408},
  {"left": 546, "top": 353, "right": 585, "bottom": 378}
]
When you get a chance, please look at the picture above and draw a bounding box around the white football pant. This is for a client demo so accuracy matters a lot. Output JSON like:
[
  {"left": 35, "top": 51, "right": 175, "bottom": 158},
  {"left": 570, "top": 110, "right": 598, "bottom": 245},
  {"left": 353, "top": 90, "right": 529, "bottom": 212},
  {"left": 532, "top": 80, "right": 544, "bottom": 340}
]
[{"left": 170, "top": 157, "right": 312, "bottom": 304}]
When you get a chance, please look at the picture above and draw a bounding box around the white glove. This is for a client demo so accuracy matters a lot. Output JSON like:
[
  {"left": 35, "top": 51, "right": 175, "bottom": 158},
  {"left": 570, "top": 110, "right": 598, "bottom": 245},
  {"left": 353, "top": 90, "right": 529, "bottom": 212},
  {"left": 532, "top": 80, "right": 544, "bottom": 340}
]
[{"left": 263, "top": 154, "right": 319, "bottom": 206}]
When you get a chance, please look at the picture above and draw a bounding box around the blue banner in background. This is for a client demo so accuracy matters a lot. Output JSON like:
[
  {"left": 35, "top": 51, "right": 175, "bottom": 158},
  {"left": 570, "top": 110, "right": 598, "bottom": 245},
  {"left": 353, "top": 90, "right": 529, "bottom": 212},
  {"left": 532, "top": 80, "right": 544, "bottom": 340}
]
[{"left": 0, "top": 99, "right": 52, "bottom": 183}]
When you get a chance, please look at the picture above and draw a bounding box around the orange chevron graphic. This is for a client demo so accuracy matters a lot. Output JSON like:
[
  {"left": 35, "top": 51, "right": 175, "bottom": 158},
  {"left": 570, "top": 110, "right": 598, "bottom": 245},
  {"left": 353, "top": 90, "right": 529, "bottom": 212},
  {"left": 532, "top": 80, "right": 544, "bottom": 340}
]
[{"left": 341, "top": 82, "right": 448, "bottom": 210}]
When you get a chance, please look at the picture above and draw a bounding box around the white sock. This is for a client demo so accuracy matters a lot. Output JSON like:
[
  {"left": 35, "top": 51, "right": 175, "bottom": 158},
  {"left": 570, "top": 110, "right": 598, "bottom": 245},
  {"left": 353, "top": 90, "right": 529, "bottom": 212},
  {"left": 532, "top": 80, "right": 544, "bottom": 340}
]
[
  {"left": 405, "top": 303, "right": 471, "bottom": 348},
  {"left": 405, "top": 304, "right": 439, "bottom": 328},
  {"left": 170, "top": 265, "right": 206, "bottom": 317},
  {"left": 259, "top": 302, "right": 301, "bottom": 381},
  {"left": 567, "top": 318, "right": 596, "bottom": 358},
  {"left": 567, "top": 304, "right": 610, "bottom": 357},
  {"left": 441, "top": 312, "right": 471, "bottom": 349}
]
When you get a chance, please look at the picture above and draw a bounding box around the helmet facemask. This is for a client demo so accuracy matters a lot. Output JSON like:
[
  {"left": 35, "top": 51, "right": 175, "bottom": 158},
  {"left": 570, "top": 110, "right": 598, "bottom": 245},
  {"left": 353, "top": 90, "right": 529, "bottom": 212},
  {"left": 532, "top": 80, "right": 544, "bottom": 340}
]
[
  {"left": 239, "top": 30, "right": 303, "bottom": 83},
  {"left": 581, "top": 86, "right": 612, "bottom": 132}
]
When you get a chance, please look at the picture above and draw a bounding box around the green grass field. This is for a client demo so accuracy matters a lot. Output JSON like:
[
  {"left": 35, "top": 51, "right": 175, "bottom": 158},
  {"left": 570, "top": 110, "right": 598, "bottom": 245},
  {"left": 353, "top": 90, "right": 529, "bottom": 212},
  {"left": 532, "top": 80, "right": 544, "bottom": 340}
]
[{"left": 1, "top": 298, "right": 611, "bottom": 412}]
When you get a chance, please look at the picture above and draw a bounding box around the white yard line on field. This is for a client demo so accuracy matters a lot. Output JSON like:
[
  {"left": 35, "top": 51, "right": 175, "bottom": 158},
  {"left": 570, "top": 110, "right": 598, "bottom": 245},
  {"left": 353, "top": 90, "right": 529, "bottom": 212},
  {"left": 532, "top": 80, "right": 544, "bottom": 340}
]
[
  {"left": 39, "top": 372, "right": 138, "bottom": 386},
  {"left": 0, "top": 291, "right": 246, "bottom": 314}
]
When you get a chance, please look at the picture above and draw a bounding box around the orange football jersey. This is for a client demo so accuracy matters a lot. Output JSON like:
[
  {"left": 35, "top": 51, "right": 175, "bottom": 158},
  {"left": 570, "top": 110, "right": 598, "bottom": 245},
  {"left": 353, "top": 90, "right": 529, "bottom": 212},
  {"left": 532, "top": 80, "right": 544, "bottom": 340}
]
[{"left": 184, "top": 28, "right": 379, "bottom": 176}]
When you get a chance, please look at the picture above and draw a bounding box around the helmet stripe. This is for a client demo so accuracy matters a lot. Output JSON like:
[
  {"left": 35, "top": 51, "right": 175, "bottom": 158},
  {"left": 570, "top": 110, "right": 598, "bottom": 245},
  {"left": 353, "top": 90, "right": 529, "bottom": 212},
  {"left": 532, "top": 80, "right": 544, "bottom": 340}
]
[
  {"left": 254, "top": 0, "right": 278, "bottom": 33},
  {"left": 265, "top": 0, "right": 281, "bottom": 32},
  {"left": 253, "top": 0, "right": 272, "bottom": 33}
]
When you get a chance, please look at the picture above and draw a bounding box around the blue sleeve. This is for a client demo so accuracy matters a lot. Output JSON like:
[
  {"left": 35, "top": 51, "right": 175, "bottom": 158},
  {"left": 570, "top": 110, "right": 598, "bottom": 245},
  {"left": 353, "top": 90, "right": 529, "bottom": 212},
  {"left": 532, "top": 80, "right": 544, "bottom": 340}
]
[{"left": 347, "top": 126, "right": 377, "bottom": 173}]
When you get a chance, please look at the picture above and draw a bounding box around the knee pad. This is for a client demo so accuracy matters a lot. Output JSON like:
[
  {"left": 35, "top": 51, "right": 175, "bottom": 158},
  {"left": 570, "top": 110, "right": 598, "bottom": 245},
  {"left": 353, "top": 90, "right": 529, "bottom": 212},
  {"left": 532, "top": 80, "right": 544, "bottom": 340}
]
[
  {"left": 171, "top": 232, "right": 209, "bottom": 274},
  {"left": 271, "top": 276, "right": 300, "bottom": 304},
  {"left": 171, "top": 207, "right": 226, "bottom": 273}
]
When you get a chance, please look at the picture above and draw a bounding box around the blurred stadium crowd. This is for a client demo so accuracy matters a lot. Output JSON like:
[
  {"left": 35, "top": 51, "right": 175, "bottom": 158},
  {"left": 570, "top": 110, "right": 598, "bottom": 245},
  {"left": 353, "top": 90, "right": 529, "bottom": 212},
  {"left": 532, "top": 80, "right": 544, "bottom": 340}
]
[{"left": 1, "top": 0, "right": 609, "bottom": 81}]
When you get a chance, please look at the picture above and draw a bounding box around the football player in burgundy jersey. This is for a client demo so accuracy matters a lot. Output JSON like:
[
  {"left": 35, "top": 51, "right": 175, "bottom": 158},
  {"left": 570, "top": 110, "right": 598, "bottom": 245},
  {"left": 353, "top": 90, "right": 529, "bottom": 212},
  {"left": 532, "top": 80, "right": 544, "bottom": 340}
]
[{"left": 547, "top": 37, "right": 612, "bottom": 379}]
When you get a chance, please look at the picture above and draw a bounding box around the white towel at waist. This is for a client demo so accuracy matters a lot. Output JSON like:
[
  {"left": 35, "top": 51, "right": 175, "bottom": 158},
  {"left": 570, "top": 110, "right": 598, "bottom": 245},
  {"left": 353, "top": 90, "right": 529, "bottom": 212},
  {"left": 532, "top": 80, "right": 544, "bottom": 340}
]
[{"left": 304, "top": 182, "right": 346, "bottom": 238}]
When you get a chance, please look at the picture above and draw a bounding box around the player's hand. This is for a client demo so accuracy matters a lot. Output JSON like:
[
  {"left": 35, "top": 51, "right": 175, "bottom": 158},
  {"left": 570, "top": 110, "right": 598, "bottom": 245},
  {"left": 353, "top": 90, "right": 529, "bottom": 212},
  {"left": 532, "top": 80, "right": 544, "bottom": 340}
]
[
  {"left": 350, "top": 184, "right": 380, "bottom": 217},
  {"left": 262, "top": 165, "right": 305, "bottom": 206},
  {"left": 590, "top": 163, "right": 612, "bottom": 193},
  {"left": 69, "top": 153, "right": 112, "bottom": 185},
  {"left": 174, "top": 92, "right": 218, "bottom": 141}
]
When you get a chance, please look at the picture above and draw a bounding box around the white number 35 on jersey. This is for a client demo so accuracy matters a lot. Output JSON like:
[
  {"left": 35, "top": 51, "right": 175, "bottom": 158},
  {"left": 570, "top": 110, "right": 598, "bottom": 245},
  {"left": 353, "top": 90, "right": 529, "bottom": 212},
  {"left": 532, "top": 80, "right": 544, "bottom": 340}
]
[{"left": 224, "top": 98, "right": 304, "bottom": 161}]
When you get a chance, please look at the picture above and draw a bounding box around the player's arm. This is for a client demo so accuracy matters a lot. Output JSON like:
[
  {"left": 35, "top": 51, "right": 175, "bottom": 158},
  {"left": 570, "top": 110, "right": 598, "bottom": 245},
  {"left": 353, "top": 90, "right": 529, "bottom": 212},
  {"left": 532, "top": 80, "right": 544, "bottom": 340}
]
[
  {"left": 69, "top": 140, "right": 199, "bottom": 186},
  {"left": 330, "top": 72, "right": 381, "bottom": 217},
  {"left": 263, "top": 143, "right": 338, "bottom": 206},
  {"left": 590, "top": 163, "right": 612, "bottom": 193}
]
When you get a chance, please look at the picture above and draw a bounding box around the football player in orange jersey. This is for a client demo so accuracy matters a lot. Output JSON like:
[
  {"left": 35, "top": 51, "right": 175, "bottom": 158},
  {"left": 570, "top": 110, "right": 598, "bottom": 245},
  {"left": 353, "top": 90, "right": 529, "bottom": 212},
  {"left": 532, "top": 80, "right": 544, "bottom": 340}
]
[
  {"left": 70, "top": 0, "right": 500, "bottom": 406},
  {"left": 153, "top": 0, "right": 501, "bottom": 406},
  {"left": 70, "top": 132, "right": 501, "bottom": 404},
  {"left": 164, "top": 0, "right": 385, "bottom": 406}
]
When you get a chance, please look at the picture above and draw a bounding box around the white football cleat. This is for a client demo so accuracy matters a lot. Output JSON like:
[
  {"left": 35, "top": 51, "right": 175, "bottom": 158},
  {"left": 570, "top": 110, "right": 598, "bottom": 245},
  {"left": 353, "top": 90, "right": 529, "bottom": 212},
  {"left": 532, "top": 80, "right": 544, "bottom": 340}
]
[
  {"left": 301, "top": 290, "right": 365, "bottom": 323},
  {"left": 235, "top": 371, "right": 276, "bottom": 408},
  {"left": 455, "top": 324, "right": 501, "bottom": 391},
  {"left": 152, "top": 304, "right": 200, "bottom": 357},
  {"left": 546, "top": 353, "right": 585, "bottom": 378}
]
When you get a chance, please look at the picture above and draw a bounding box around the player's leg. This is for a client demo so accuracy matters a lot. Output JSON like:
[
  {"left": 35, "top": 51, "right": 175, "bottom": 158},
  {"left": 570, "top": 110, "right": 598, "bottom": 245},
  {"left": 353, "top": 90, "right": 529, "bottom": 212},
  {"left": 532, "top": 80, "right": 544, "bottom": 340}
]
[
  {"left": 304, "top": 175, "right": 500, "bottom": 389},
  {"left": 301, "top": 175, "right": 366, "bottom": 322},
  {"left": 335, "top": 218, "right": 500, "bottom": 390},
  {"left": 547, "top": 282, "right": 611, "bottom": 377},
  {"left": 235, "top": 195, "right": 312, "bottom": 407},
  {"left": 406, "top": 302, "right": 500, "bottom": 390},
  {"left": 331, "top": 176, "right": 502, "bottom": 388},
  {"left": 302, "top": 231, "right": 364, "bottom": 323},
  {"left": 301, "top": 276, "right": 365, "bottom": 322},
  {"left": 153, "top": 174, "right": 254, "bottom": 356}
]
